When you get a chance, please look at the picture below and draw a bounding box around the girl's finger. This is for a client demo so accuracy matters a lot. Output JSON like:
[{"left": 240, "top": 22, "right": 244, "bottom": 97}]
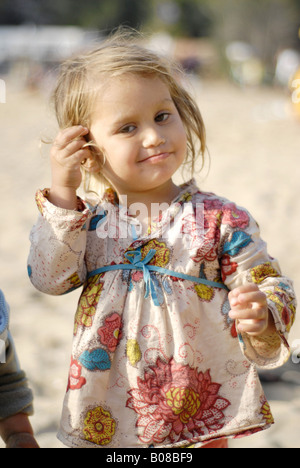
[
  {"left": 229, "top": 305, "right": 267, "bottom": 321},
  {"left": 54, "top": 126, "right": 89, "bottom": 150},
  {"left": 236, "top": 319, "right": 267, "bottom": 335},
  {"left": 238, "top": 290, "right": 267, "bottom": 306},
  {"left": 60, "top": 148, "right": 91, "bottom": 169},
  {"left": 228, "top": 284, "right": 256, "bottom": 306},
  {"left": 60, "top": 138, "right": 88, "bottom": 158}
]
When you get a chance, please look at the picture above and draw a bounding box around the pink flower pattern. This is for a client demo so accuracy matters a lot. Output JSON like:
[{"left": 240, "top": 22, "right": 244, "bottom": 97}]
[
  {"left": 67, "top": 358, "right": 86, "bottom": 391},
  {"left": 98, "top": 313, "right": 123, "bottom": 352},
  {"left": 126, "top": 357, "right": 230, "bottom": 445}
]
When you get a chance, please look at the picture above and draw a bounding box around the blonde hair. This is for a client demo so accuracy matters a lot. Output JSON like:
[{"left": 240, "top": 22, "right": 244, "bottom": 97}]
[{"left": 52, "top": 29, "right": 206, "bottom": 194}]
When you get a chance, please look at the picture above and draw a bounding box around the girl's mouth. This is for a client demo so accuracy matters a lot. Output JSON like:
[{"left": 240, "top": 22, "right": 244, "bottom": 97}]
[{"left": 139, "top": 152, "right": 171, "bottom": 163}]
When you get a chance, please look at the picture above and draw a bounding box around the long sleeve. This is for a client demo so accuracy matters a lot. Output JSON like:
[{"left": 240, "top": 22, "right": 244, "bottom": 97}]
[
  {"left": 28, "top": 189, "right": 93, "bottom": 296},
  {"left": 0, "top": 291, "right": 33, "bottom": 419},
  {"left": 219, "top": 201, "right": 296, "bottom": 368}
]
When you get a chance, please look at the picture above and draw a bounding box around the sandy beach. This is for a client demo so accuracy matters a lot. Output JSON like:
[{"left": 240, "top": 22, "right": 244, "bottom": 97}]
[{"left": 0, "top": 76, "right": 299, "bottom": 448}]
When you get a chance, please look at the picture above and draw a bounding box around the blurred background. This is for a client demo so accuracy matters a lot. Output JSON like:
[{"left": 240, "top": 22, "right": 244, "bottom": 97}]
[{"left": 0, "top": 0, "right": 299, "bottom": 448}]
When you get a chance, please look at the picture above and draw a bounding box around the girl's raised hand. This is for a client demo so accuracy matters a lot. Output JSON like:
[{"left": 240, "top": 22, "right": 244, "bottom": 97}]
[
  {"left": 50, "top": 126, "right": 91, "bottom": 190},
  {"left": 49, "top": 126, "right": 92, "bottom": 209}
]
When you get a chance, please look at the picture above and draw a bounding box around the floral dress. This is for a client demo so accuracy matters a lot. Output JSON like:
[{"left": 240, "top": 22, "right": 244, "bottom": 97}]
[{"left": 28, "top": 179, "right": 296, "bottom": 448}]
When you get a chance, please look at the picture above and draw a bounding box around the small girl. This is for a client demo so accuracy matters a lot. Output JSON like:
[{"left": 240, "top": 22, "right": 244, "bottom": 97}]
[{"left": 28, "top": 31, "right": 296, "bottom": 448}]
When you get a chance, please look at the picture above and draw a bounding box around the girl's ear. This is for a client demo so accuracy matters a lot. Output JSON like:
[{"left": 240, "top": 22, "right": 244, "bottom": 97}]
[{"left": 82, "top": 141, "right": 105, "bottom": 173}]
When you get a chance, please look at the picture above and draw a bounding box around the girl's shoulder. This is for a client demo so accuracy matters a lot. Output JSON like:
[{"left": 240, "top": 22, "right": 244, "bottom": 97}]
[
  {"left": 186, "top": 182, "right": 253, "bottom": 227},
  {"left": 186, "top": 182, "right": 242, "bottom": 210},
  {"left": 179, "top": 179, "right": 233, "bottom": 204}
]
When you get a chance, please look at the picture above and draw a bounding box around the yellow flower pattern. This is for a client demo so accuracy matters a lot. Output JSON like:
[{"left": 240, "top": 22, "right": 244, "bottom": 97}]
[
  {"left": 142, "top": 239, "right": 170, "bottom": 267},
  {"left": 266, "top": 287, "right": 296, "bottom": 332},
  {"left": 83, "top": 406, "right": 116, "bottom": 446},
  {"left": 126, "top": 239, "right": 170, "bottom": 268},
  {"left": 126, "top": 339, "right": 142, "bottom": 367},
  {"left": 260, "top": 400, "right": 274, "bottom": 425},
  {"left": 74, "top": 275, "right": 103, "bottom": 335},
  {"left": 250, "top": 262, "right": 280, "bottom": 284},
  {"left": 166, "top": 387, "right": 201, "bottom": 424},
  {"left": 194, "top": 283, "right": 214, "bottom": 302},
  {"left": 68, "top": 272, "right": 82, "bottom": 289}
]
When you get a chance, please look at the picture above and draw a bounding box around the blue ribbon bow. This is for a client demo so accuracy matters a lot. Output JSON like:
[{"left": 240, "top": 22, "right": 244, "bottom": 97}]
[
  {"left": 124, "top": 249, "right": 157, "bottom": 299},
  {"left": 86, "top": 248, "right": 229, "bottom": 306}
]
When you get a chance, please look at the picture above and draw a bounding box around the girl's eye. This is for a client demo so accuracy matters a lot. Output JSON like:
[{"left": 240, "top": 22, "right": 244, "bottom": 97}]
[
  {"left": 119, "top": 124, "right": 136, "bottom": 134},
  {"left": 155, "top": 112, "right": 170, "bottom": 123}
]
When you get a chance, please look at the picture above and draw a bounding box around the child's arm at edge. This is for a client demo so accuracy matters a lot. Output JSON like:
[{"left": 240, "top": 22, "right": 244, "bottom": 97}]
[{"left": 0, "top": 413, "right": 39, "bottom": 448}]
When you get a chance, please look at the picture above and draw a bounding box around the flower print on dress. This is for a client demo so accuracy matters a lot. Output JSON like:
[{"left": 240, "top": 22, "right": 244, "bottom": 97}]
[
  {"left": 181, "top": 212, "right": 204, "bottom": 251},
  {"left": 222, "top": 231, "right": 253, "bottom": 257},
  {"left": 194, "top": 283, "right": 214, "bottom": 302},
  {"left": 265, "top": 288, "right": 296, "bottom": 332},
  {"left": 221, "top": 297, "right": 238, "bottom": 338},
  {"left": 74, "top": 274, "right": 104, "bottom": 335},
  {"left": 67, "top": 357, "right": 86, "bottom": 391},
  {"left": 35, "top": 189, "right": 47, "bottom": 215},
  {"left": 98, "top": 313, "right": 123, "bottom": 352},
  {"left": 194, "top": 265, "right": 216, "bottom": 303},
  {"left": 126, "top": 339, "right": 142, "bottom": 367},
  {"left": 249, "top": 262, "right": 280, "bottom": 284},
  {"left": 190, "top": 198, "right": 222, "bottom": 263},
  {"left": 203, "top": 198, "right": 223, "bottom": 232},
  {"left": 221, "top": 203, "right": 250, "bottom": 229},
  {"left": 142, "top": 239, "right": 170, "bottom": 268},
  {"left": 126, "top": 357, "right": 230, "bottom": 445},
  {"left": 221, "top": 254, "right": 238, "bottom": 282},
  {"left": 83, "top": 406, "right": 116, "bottom": 446},
  {"left": 68, "top": 272, "right": 82, "bottom": 290},
  {"left": 79, "top": 348, "right": 111, "bottom": 371},
  {"left": 103, "top": 187, "right": 118, "bottom": 205},
  {"left": 260, "top": 397, "right": 274, "bottom": 425}
]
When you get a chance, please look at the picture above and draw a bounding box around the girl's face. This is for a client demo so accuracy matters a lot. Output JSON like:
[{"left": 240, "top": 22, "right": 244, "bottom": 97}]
[{"left": 89, "top": 74, "right": 187, "bottom": 199}]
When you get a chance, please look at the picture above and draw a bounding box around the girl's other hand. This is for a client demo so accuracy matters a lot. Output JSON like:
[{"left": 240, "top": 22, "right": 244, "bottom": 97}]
[{"left": 228, "top": 284, "right": 275, "bottom": 336}]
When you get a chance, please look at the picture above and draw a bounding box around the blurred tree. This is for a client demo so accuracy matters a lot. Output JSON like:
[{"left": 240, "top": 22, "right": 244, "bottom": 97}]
[
  {"left": 0, "top": 0, "right": 299, "bottom": 50},
  {"left": 151, "top": 0, "right": 212, "bottom": 37},
  {"left": 0, "top": 0, "right": 150, "bottom": 31},
  {"left": 205, "top": 0, "right": 300, "bottom": 58},
  {"left": 77, "top": 0, "right": 151, "bottom": 32}
]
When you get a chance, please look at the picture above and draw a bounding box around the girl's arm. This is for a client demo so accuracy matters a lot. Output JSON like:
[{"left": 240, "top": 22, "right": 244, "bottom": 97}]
[
  {"left": 219, "top": 202, "right": 296, "bottom": 368},
  {"left": 28, "top": 126, "right": 96, "bottom": 296},
  {"left": 28, "top": 189, "right": 92, "bottom": 295},
  {"left": 48, "top": 125, "right": 91, "bottom": 210}
]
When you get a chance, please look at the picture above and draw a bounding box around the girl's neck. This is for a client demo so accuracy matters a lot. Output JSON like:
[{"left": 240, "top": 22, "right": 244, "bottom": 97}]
[
  {"left": 116, "top": 180, "right": 181, "bottom": 233},
  {"left": 117, "top": 180, "right": 180, "bottom": 212}
]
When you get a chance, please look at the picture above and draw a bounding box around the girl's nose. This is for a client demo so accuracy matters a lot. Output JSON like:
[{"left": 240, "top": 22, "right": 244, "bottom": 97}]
[{"left": 142, "top": 127, "right": 166, "bottom": 148}]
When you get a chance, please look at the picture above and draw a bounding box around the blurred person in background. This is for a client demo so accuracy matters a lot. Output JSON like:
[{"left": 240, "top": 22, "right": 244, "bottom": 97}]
[{"left": 0, "top": 290, "right": 38, "bottom": 448}]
